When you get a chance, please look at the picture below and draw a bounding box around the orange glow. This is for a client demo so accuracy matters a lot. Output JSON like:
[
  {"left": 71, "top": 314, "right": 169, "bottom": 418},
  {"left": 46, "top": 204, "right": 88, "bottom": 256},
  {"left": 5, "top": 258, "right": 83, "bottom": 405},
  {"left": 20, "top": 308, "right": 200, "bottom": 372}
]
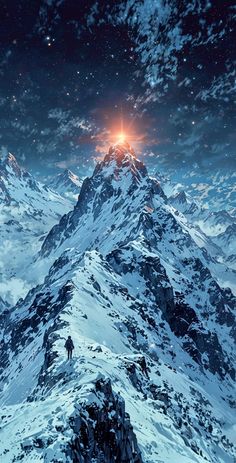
[
  {"left": 117, "top": 132, "right": 126, "bottom": 143},
  {"left": 109, "top": 122, "right": 138, "bottom": 146},
  {"left": 93, "top": 124, "right": 138, "bottom": 147},
  {"left": 89, "top": 109, "right": 159, "bottom": 160}
]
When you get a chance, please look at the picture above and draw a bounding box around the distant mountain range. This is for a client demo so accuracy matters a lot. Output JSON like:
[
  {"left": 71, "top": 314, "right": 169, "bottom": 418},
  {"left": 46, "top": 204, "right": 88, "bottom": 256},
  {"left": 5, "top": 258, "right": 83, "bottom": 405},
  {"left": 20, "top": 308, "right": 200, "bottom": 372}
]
[
  {"left": 155, "top": 167, "right": 236, "bottom": 213},
  {"left": 48, "top": 169, "right": 82, "bottom": 201}
]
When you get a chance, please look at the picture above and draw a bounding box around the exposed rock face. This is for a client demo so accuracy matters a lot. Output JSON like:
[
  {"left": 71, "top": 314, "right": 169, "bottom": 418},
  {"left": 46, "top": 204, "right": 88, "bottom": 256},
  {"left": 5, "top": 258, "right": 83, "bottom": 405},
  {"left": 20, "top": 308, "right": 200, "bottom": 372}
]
[
  {"left": 68, "top": 378, "right": 143, "bottom": 463},
  {"left": 107, "top": 244, "right": 174, "bottom": 317},
  {"left": 0, "top": 281, "right": 73, "bottom": 381},
  {"left": 5, "top": 377, "right": 143, "bottom": 463},
  {"left": 107, "top": 244, "right": 235, "bottom": 380},
  {"left": 166, "top": 293, "right": 235, "bottom": 379}
]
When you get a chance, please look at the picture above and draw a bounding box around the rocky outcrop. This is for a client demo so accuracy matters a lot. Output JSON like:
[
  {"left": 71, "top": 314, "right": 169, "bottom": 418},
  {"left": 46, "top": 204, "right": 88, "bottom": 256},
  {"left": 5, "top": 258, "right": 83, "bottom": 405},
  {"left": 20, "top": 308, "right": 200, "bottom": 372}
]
[
  {"left": 166, "top": 293, "right": 235, "bottom": 380},
  {"left": 68, "top": 378, "right": 143, "bottom": 463},
  {"left": 108, "top": 244, "right": 174, "bottom": 316},
  {"left": 12, "top": 378, "right": 143, "bottom": 463}
]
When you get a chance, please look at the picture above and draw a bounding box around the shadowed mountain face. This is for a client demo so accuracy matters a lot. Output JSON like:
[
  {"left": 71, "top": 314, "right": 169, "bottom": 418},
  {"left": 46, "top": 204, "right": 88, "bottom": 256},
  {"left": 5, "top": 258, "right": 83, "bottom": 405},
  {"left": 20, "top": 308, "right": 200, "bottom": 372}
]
[{"left": 0, "top": 142, "right": 235, "bottom": 462}]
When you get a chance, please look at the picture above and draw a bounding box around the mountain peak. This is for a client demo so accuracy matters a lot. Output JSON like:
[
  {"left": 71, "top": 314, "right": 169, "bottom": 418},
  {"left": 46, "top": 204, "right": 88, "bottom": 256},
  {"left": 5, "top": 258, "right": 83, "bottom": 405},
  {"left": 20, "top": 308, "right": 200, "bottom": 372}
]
[
  {"left": 174, "top": 191, "right": 187, "bottom": 203},
  {"left": 0, "top": 150, "right": 17, "bottom": 165},
  {"left": 63, "top": 168, "right": 75, "bottom": 177},
  {"left": 0, "top": 150, "right": 22, "bottom": 177},
  {"left": 47, "top": 168, "right": 82, "bottom": 202},
  {"left": 59, "top": 169, "right": 78, "bottom": 182},
  {"left": 94, "top": 141, "right": 148, "bottom": 180},
  {"left": 49, "top": 168, "right": 82, "bottom": 188},
  {"left": 105, "top": 140, "right": 136, "bottom": 164}
]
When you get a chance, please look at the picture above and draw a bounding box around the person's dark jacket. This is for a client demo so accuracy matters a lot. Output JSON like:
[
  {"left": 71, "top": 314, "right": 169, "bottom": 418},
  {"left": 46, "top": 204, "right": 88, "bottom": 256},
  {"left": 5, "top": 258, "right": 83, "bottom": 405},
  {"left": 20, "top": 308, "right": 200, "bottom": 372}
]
[{"left": 65, "top": 338, "right": 74, "bottom": 350}]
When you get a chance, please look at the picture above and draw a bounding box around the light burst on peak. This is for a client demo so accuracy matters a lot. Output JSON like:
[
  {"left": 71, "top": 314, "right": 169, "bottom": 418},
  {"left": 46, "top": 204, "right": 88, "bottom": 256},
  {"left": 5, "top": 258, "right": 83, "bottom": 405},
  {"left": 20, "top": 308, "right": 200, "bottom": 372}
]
[
  {"left": 93, "top": 110, "right": 155, "bottom": 160},
  {"left": 117, "top": 132, "right": 126, "bottom": 143}
]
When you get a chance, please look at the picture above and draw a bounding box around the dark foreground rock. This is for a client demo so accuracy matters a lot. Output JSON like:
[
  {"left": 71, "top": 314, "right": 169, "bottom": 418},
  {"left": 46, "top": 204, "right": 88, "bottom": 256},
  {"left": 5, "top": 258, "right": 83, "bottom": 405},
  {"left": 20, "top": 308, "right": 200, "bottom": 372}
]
[{"left": 68, "top": 378, "right": 143, "bottom": 463}]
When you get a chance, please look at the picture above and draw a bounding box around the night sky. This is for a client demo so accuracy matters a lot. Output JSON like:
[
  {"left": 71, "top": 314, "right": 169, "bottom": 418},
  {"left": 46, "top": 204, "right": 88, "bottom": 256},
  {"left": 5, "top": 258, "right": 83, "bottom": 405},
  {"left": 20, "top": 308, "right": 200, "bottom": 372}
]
[{"left": 0, "top": 1, "right": 235, "bottom": 208}]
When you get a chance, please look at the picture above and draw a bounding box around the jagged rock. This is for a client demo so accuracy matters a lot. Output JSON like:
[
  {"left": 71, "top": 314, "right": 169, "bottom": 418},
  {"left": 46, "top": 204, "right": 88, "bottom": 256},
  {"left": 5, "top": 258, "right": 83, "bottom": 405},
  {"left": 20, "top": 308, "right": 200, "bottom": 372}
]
[{"left": 68, "top": 378, "right": 143, "bottom": 463}]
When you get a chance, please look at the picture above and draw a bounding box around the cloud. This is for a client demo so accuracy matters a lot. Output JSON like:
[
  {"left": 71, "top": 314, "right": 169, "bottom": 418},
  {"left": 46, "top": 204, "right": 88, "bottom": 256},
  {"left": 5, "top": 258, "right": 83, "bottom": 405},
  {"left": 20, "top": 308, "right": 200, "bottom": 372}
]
[
  {"left": 112, "top": 0, "right": 233, "bottom": 97},
  {"left": 0, "top": 278, "right": 31, "bottom": 305},
  {"left": 196, "top": 65, "right": 236, "bottom": 102},
  {"left": 55, "top": 156, "right": 81, "bottom": 169}
]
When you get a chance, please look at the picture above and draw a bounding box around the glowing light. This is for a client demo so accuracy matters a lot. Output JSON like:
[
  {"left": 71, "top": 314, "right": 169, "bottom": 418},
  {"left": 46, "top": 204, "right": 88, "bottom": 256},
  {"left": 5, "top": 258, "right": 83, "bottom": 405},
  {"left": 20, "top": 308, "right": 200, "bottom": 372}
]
[
  {"left": 117, "top": 132, "right": 126, "bottom": 143},
  {"left": 93, "top": 110, "right": 151, "bottom": 158}
]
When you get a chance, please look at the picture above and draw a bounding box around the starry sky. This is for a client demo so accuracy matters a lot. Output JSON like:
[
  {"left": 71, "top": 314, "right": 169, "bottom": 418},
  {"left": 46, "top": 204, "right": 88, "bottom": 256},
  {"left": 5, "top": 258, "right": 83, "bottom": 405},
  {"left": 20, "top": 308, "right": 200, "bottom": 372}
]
[{"left": 0, "top": 0, "right": 235, "bottom": 208}]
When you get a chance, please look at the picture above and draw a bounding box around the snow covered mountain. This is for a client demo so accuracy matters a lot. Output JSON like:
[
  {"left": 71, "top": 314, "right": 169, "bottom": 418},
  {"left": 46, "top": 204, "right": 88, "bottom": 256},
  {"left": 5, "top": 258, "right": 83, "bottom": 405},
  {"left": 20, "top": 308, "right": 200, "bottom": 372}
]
[
  {"left": 168, "top": 189, "right": 236, "bottom": 271},
  {"left": 198, "top": 210, "right": 236, "bottom": 236},
  {"left": 159, "top": 172, "right": 235, "bottom": 233},
  {"left": 48, "top": 169, "right": 82, "bottom": 201},
  {"left": 0, "top": 142, "right": 235, "bottom": 462},
  {"left": 40, "top": 142, "right": 236, "bottom": 293},
  {"left": 154, "top": 171, "right": 182, "bottom": 198},
  {"left": 211, "top": 223, "right": 236, "bottom": 256},
  {"left": 169, "top": 191, "right": 235, "bottom": 235},
  {"left": 157, "top": 166, "right": 236, "bottom": 213},
  {"left": 0, "top": 152, "right": 72, "bottom": 305},
  {"left": 169, "top": 191, "right": 202, "bottom": 216}
]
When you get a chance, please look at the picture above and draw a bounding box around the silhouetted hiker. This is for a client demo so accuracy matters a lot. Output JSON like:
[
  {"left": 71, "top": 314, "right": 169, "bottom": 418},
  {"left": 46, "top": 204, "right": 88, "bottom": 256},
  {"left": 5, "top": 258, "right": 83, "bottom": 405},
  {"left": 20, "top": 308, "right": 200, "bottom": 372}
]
[
  {"left": 139, "top": 356, "right": 149, "bottom": 378},
  {"left": 65, "top": 335, "right": 74, "bottom": 360}
]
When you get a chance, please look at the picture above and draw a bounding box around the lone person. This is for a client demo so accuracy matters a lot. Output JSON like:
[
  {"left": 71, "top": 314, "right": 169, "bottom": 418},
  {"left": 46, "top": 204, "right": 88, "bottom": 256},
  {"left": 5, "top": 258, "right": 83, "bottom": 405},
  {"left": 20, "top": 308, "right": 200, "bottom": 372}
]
[
  {"left": 139, "top": 356, "right": 149, "bottom": 378},
  {"left": 65, "top": 335, "right": 74, "bottom": 360}
]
